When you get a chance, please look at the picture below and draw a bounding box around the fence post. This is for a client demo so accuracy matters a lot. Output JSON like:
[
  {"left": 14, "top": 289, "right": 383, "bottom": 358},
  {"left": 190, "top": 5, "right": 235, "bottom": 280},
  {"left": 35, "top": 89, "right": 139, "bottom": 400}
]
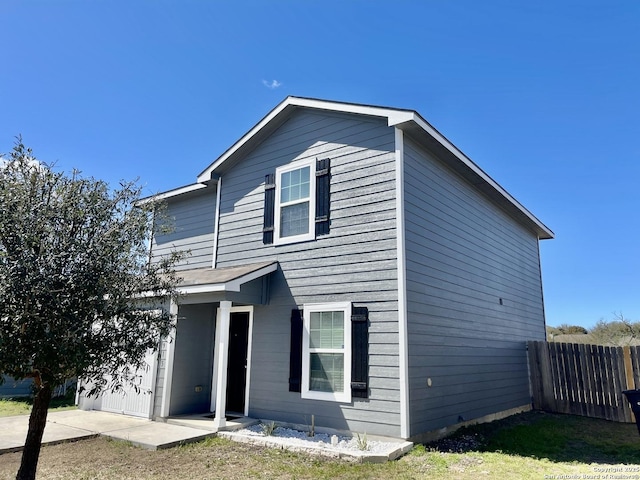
[
  {"left": 632, "top": 347, "right": 640, "bottom": 389},
  {"left": 528, "top": 341, "right": 546, "bottom": 410},
  {"left": 623, "top": 346, "right": 635, "bottom": 390},
  {"left": 623, "top": 346, "right": 636, "bottom": 423},
  {"left": 539, "top": 341, "right": 556, "bottom": 411}
]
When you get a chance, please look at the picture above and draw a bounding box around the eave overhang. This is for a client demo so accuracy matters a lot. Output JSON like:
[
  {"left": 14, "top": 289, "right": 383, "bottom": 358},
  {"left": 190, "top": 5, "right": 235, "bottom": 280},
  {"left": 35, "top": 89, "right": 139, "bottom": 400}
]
[
  {"left": 137, "top": 182, "right": 210, "bottom": 205},
  {"left": 395, "top": 115, "right": 554, "bottom": 240}
]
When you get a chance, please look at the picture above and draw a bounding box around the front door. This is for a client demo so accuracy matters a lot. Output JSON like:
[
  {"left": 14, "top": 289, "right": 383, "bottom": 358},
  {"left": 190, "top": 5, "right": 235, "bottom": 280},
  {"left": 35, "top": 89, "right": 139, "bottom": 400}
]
[{"left": 226, "top": 312, "right": 249, "bottom": 414}]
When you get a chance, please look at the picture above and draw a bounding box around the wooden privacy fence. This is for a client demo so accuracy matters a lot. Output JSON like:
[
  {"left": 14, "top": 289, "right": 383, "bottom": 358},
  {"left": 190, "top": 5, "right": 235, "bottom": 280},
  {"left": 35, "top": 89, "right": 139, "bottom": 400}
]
[{"left": 527, "top": 341, "right": 640, "bottom": 423}]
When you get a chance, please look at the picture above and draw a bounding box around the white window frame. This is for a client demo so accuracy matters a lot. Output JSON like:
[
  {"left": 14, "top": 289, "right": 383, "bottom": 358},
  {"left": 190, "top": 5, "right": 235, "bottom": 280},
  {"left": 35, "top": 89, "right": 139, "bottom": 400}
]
[
  {"left": 301, "top": 301, "right": 351, "bottom": 403},
  {"left": 274, "top": 158, "right": 316, "bottom": 245}
]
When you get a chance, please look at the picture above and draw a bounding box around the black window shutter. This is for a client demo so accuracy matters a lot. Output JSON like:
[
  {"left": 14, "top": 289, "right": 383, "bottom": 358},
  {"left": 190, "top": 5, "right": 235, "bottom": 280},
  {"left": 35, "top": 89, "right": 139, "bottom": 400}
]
[
  {"left": 351, "top": 306, "right": 369, "bottom": 398},
  {"left": 289, "top": 309, "right": 303, "bottom": 392},
  {"left": 263, "top": 173, "right": 276, "bottom": 244},
  {"left": 315, "top": 158, "right": 330, "bottom": 236}
]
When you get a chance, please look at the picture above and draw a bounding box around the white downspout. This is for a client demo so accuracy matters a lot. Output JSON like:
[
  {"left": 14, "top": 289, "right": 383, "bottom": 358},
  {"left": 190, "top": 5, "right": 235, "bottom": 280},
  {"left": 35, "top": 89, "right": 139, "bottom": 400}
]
[
  {"left": 212, "top": 176, "right": 222, "bottom": 269},
  {"left": 160, "top": 298, "right": 179, "bottom": 418}
]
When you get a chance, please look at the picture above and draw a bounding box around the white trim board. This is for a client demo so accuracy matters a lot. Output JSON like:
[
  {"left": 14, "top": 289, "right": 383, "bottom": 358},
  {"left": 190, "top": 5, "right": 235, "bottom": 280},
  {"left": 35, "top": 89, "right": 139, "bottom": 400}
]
[
  {"left": 395, "top": 127, "right": 410, "bottom": 439},
  {"left": 160, "top": 298, "right": 179, "bottom": 418}
]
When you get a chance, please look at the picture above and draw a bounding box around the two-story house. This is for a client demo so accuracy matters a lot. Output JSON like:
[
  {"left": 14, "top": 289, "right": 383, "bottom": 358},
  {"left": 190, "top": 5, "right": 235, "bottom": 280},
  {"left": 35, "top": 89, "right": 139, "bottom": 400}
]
[{"left": 79, "top": 96, "right": 553, "bottom": 441}]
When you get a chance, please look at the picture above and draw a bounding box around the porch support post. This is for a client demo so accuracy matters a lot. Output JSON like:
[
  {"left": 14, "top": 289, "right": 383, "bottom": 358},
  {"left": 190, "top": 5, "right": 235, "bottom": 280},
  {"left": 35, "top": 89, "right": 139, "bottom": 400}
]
[
  {"left": 209, "top": 315, "right": 220, "bottom": 413},
  {"left": 213, "top": 300, "right": 232, "bottom": 429},
  {"left": 160, "top": 297, "right": 179, "bottom": 418}
]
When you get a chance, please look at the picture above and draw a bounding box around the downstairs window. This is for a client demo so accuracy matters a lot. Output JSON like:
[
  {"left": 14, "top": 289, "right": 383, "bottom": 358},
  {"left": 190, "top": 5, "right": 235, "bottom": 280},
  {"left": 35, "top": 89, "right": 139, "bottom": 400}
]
[{"left": 301, "top": 302, "right": 352, "bottom": 402}]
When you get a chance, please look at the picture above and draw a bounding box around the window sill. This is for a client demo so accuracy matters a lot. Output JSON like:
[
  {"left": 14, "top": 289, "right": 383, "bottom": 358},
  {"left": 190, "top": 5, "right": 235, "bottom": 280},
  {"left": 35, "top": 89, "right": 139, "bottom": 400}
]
[
  {"left": 273, "top": 233, "right": 316, "bottom": 246},
  {"left": 301, "top": 390, "right": 352, "bottom": 403}
]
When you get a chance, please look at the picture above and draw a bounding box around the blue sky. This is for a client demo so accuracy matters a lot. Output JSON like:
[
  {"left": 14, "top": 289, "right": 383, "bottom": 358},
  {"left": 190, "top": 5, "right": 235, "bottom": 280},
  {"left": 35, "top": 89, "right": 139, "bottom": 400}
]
[{"left": 1, "top": 1, "right": 638, "bottom": 329}]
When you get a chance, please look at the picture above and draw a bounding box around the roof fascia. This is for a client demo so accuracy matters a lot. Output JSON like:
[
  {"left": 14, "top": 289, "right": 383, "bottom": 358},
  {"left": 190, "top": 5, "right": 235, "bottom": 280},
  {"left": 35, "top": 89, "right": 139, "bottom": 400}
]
[
  {"left": 286, "top": 96, "right": 415, "bottom": 126},
  {"left": 196, "top": 98, "right": 294, "bottom": 183},
  {"left": 137, "top": 183, "right": 208, "bottom": 205}
]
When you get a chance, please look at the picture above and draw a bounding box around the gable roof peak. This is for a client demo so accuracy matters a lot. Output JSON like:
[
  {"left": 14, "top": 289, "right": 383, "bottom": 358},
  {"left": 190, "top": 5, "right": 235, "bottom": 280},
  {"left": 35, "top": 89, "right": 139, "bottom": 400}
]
[
  {"left": 196, "top": 96, "right": 417, "bottom": 183},
  {"left": 195, "top": 96, "right": 553, "bottom": 240}
]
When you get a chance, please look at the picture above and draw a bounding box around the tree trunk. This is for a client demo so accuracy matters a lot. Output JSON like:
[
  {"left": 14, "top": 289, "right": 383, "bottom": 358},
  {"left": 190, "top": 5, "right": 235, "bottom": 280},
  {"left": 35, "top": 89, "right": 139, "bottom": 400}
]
[{"left": 16, "top": 383, "right": 52, "bottom": 480}]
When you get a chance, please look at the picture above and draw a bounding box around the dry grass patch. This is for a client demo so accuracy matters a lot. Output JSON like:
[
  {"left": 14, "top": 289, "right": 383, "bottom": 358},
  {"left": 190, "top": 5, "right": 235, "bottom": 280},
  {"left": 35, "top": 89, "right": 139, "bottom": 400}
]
[{"left": 0, "top": 436, "right": 401, "bottom": 480}]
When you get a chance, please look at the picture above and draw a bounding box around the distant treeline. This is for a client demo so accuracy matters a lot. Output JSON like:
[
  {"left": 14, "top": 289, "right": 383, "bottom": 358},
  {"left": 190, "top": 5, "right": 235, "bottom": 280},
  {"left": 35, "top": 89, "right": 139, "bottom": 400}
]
[{"left": 547, "top": 314, "right": 640, "bottom": 346}]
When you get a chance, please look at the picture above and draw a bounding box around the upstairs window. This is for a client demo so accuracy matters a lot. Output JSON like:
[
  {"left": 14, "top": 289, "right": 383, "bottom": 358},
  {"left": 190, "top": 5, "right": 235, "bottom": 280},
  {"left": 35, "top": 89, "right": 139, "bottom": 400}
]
[
  {"left": 274, "top": 159, "right": 315, "bottom": 244},
  {"left": 263, "top": 158, "right": 331, "bottom": 245}
]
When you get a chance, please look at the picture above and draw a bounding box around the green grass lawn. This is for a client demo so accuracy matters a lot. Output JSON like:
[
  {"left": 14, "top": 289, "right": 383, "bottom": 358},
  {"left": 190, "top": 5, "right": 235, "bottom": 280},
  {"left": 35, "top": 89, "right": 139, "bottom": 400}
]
[
  {"left": 0, "top": 392, "right": 77, "bottom": 417},
  {"left": 0, "top": 410, "right": 639, "bottom": 479},
  {"left": 415, "top": 410, "right": 640, "bottom": 478},
  {"left": 466, "top": 410, "right": 640, "bottom": 465}
]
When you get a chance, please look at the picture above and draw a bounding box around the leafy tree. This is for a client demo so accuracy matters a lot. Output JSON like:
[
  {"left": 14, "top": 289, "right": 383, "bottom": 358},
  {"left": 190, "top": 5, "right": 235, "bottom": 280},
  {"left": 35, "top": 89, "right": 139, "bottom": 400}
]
[
  {"left": 558, "top": 324, "right": 588, "bottom": 335},
  {"left": 589, "top": 313, "right": 640, "bottom": 346},
  {"left": 546, "top": 324, "right": 588, "bottom": 340},
  {"left": 0, "top": 141, "right": 183, "bottom": 480}
]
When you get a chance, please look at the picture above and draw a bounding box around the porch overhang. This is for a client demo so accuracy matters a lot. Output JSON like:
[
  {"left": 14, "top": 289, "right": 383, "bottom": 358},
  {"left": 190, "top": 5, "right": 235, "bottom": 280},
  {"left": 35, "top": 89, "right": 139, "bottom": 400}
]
[{"left": 176, "top": 261, "right": 278, "bottom": 295}]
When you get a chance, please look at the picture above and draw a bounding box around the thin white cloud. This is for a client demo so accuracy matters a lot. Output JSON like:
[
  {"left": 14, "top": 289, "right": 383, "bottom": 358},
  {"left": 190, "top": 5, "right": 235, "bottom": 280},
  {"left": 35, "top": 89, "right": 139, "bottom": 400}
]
[
  {"left": 0, "top": 155, "right": 45, "bottom": 171},
  {"left": 262, "top": 79, "right": 282, "bottom": 89}
]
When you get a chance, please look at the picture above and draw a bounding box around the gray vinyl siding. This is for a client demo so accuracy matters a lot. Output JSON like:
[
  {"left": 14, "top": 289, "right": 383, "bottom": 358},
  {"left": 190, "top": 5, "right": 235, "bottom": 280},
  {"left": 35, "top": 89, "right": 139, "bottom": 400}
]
[
  {"left": 402, "top": 136, "right": 546, "bottom": 436},
  {"left": 0, "top": 376, "right": 32, "bottom": 397},
  {"left": 216, "top": 110, "right": 402, "bottom": 437},
  {"left": 168, "top": 304, "right": 216, "bottom": 415},
  {"left": 152, "top": 187, "right": 216, "bottom": 271}
]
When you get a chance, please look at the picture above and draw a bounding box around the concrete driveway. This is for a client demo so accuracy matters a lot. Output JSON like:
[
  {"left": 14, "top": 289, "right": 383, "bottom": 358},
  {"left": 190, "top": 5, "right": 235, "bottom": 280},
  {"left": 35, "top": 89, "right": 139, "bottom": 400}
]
[{"left": 0, "top": 410, "right": 216, "bottom": 453}]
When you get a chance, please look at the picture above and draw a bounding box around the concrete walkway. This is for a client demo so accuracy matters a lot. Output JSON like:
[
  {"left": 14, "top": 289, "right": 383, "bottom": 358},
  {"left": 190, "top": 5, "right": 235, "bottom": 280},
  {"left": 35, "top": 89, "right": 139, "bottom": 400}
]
[{"left": 0, "top": 410, "right": 216, "bottom": 453}]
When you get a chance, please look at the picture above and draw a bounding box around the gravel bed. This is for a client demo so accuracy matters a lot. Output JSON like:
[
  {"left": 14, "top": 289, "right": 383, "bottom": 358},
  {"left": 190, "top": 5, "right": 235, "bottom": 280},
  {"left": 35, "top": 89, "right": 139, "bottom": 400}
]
[
  {"left": 220, "top": 423, "right": 413, "bottom": 461},
  {"left": 236, "top": 424, "right": 393, "bottom": 453}
]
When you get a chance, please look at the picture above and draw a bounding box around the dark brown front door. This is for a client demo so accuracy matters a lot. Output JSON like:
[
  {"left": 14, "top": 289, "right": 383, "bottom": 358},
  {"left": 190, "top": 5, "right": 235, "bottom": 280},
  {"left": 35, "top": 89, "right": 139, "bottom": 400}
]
[{"left": 226, "top": 312, "right": 249, "bottom": 414}]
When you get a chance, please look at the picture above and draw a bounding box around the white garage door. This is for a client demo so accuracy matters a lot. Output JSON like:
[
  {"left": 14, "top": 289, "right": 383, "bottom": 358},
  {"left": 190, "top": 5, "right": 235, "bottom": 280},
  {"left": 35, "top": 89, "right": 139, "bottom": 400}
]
[{"left": 97, "top": 350, "right": 158, "bottom": 418}]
